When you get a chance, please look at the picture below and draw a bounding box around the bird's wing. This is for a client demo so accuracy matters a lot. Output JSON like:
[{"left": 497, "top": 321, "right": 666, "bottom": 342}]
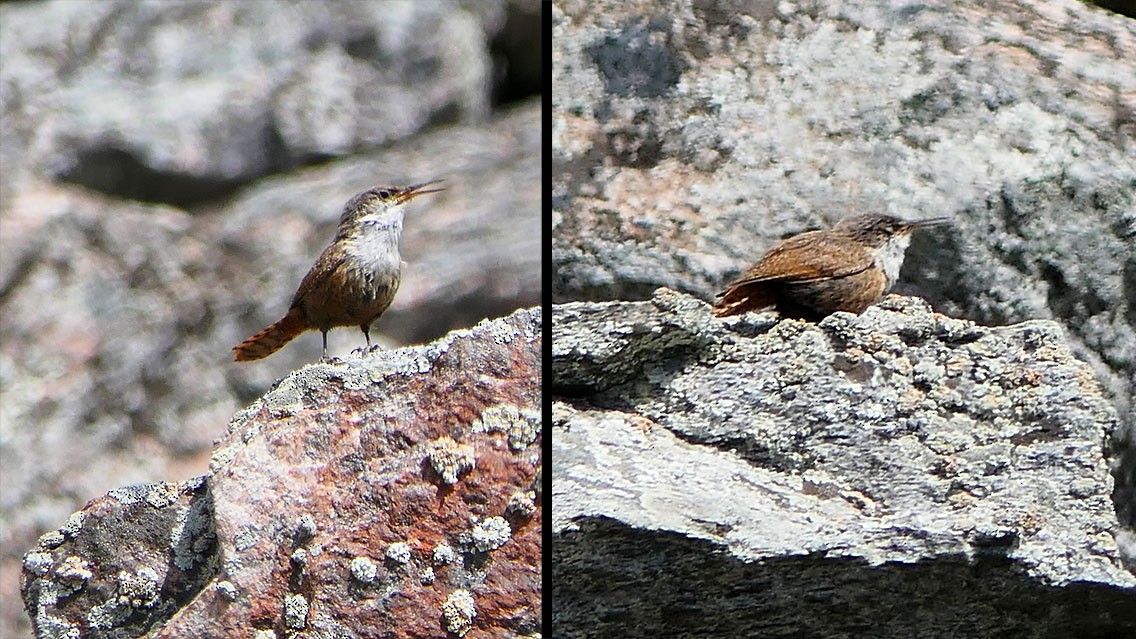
[
  {"left": 290, "top": 247, "right": 347, "bottom": 308},
  {"left": 723, "top": 231, "right": 873, "bottom": 288}
]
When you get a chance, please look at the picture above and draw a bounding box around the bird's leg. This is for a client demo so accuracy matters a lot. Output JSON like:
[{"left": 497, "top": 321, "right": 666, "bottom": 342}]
[
  {"left": 320, "top": 329, "right": 332, "bottom": 362},
  {"left": 363, "top": 325, "right": 385, "bottom": 353}
]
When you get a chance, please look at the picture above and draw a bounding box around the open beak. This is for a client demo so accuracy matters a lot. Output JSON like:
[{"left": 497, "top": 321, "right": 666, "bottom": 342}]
[{"left": 397, "top": 179, "right": 446, "bottom": 203}]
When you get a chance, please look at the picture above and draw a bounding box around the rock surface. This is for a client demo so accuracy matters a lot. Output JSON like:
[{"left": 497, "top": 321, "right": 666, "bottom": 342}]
[
  {"left": 0, "top": 0, "right": 519, "bottom": 205},
  {"left": 550, "top": 0, "right": 1136, "bottom": 540},
  {"left": 23, "top": 308, "right": 542, "bottom": 639},
  {"left": 552, "top": 289, "right": 1135, "bottom": 637},
  {"left": 0, "top": 2, "right": 541, "bottom": 636}
]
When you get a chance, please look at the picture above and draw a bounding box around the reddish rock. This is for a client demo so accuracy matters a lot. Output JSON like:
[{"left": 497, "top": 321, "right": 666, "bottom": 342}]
[{"left": 22, "top": 310, "right": 542, "bottom": 638}]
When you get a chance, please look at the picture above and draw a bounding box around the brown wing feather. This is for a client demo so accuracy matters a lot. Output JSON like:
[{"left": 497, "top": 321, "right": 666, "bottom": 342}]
[
  {"left": 712, "top": 231, "right": 875, "bottom": 317},
  {"left": 725, "top": 231, "right": 873, "bottom": 288},
  {"left": 290, "top": 248, "right": 346, "bottom": 309}
]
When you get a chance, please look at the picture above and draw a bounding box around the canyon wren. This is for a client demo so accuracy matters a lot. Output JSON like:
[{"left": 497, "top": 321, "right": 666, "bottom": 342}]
[
  {"left": 232, "top": 180, "right": 444, "bottom": 362},
  {"left": 712, "top": 214, "right": 948, "bottom": 319}
]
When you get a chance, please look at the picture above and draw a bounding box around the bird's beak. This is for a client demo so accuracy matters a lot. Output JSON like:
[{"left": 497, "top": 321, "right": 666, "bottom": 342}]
[
  {"left": 398, "top": 179, "right": 446, "bottom": 203},
  {"left": 906, "top": 217, "right": 951, "bottom": 230}
]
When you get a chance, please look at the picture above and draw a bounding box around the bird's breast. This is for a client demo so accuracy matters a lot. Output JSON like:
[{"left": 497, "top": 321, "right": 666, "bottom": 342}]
[
  {"left": 874, "top": 234, "right": 913, "bottom": 288},
  {"left": 342, "top": 235, "right": 401, "bottom": 294}
]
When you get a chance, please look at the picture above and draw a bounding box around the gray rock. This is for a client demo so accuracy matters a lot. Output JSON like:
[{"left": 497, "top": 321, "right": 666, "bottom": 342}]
[
  {"left": 22, "top": 309, "right": 542, "bottom": 639},
  {"left": 552, "top": 289, "right": 1136, "bottom": 637},
  {"left": 550, "top": 0, "right": 1136, "bottom": 491},
  {"left": 0, "top": 0, "right": 501, "bottom": 204}
]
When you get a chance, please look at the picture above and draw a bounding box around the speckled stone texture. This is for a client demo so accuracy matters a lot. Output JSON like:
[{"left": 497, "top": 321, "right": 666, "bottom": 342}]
[
  {"left": 551, "top": 0, "right": 1136, "bottom": 550},
  {"left": 552, "top": 289, "right": 1136, "bottom": 638},
  {"left": 22, "top": 309, "right": 542, "bottom": 639}
]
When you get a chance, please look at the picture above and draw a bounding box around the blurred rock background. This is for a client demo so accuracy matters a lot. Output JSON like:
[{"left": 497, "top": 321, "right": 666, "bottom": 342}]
[
  {"left": 552, "top": 0, "right": 1135, "bottom": 568},
  {"left": 0, "top": 1, "right": 542, "bottom": 636}
]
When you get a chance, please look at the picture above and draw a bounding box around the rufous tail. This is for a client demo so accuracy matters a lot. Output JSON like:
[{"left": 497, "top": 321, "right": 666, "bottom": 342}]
[
  {"left": 232, "top": 307, "right": 308, "bottom": 361},
  {"left": 711, "top": 283, "right": 776, "bottom": 317}
]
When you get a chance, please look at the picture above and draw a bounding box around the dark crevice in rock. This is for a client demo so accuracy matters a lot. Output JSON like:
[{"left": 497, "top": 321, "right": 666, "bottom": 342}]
[
  {"left": 57, "top": 146, "right": 250, "bottom": 209},
  {"left": 554, "top": 517, "right": 1136, "bottom": 639},
  {"left": 489, "top": 0, "right": 543, "bottom": 106}
]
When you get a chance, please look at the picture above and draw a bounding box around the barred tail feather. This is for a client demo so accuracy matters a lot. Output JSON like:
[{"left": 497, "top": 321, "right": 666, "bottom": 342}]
[{"left": 232, "top": 308, "right": 308, "bottom": 361}]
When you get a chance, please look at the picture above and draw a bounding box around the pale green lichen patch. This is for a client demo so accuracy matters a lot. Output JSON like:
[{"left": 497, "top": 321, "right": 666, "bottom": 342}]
[
  {"left": 442, "top": 589, "right": 476, "bottom": 637},
  {"left": 56, "top": 556, "right": 92, "bottom": 585},
  {"left": 385, "top": 541, "right": 412, "bottom": 565},
  {"left": 295, "top": 514, "right": 318, "bottom": 542},
  {"left": 223, "top": 556, "right": 244, "bottom": 575},
  {"left": 38, "top": 530, "right": 66, "bottom": 549},
  {"left": 208, "top": 444, "right": 240, "bottom": 472},
  {"left": 170, "top": 494, "right": 215, "bottom": 571},
  {"left": 215, "top": 580, "right": 239, "bottom": 601},
  {"left": 506, "top": 490, "right": 537, "bottom": 519},
  {"left": 106, "top": 484, "right": 152, "bottom": 506},
  {"left": 23, "top": 551, "right": 53, "bottom": 576},
  {"left": 433, "top": 543, "right": 456, "bottom": 565},
  {"left": 34, "top": 605, "right": 79, "bottom": 639},
  {"left": 260, "top": 376, "right": 306, "bottom": 416},
  {"left": 118, "top": 568, "right": 161, "bottom": 608},
  {"left": 473, "top": 404, "right": 541, "bottom": 451},
  {"left": 427, "top": 436, "right": 476, "bottom": 484},
  {"left": 145, "top": 483, "right": 180, "bottom": 508},
  {"left": 470, "top": 516, "right": 511, "bottom": 552},
  {"left": 88, "top": 568, "right": 161, "bottom": 629},
  {"left": 350, "top": 556, "right": 378, "bottom": 584},
  {"left": 234, "top": 525, "right": 259, "bottom": 551},
  {"left": 62, "top": 512, "right": 85, "bottom": 537},
  {"left": 284, "top": 593, "right": 309, "bottom": 629}
]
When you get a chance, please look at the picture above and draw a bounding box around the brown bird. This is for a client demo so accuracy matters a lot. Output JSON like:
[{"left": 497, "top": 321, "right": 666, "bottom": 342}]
[
  {"left": 232, "top": 180, "right": 444, "bottom": 362},
  {"left": 712, "top": 213, "right": 948, "bottom": 319}
]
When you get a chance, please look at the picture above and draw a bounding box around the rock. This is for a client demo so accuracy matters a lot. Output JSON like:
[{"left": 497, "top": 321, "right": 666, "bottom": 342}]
[
  {"left": 22, "top": 309, "right": 542, "bottom": 639},
  {"left": 0, "top": 1, "right": 541, "bottom": 634},
  {"left": 0, "top": 0, "right": 506, "bottom": 205},
  {"left": 552, "top": 289, "right": 1136, "bottom": 637},
  {"left": 0, "top": 100, "right": 542, "bottom": 639},
  {"left": 550, "top": 0, "right": 1136, "bottom": 515}
]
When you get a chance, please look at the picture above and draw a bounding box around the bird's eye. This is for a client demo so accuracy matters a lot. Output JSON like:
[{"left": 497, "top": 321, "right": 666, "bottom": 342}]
[{"left": 378, "top": 190, "right": 391, "bottom": 199}]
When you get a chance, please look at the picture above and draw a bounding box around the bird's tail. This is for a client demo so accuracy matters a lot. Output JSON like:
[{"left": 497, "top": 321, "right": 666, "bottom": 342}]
[
  {"left": 711, "top": 283, "right": 776, "bottom": 317},
  {"left": 232, "top": 307, "right": 308, "bottom": 361}
]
